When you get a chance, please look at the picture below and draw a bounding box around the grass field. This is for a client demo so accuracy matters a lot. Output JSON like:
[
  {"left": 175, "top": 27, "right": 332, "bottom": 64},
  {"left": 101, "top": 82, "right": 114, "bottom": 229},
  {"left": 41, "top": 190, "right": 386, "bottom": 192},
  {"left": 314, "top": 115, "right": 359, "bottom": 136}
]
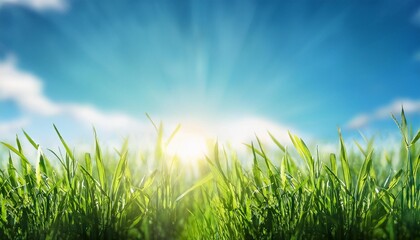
[{"left": 0, "top": 110, "right": 419, "bottom": 239}]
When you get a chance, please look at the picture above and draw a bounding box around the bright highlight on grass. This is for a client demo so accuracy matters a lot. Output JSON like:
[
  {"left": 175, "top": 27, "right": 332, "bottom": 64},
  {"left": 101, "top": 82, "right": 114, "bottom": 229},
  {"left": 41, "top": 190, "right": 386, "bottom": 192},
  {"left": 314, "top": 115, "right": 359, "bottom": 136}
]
[{"left": 0, "top": 109, "right": 418, "bottom": 239}]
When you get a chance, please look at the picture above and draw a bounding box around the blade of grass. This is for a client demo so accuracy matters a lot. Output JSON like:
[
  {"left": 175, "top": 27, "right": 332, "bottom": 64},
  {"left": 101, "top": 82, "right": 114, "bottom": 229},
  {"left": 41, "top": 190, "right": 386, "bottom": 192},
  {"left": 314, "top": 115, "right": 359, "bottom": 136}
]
[
  {"left": 93, "top": 128, "right": 107, "bottom": 191},
  {"left": 111, "top": 150, "right": 128, "bottom": 201},
  {"left": 268, "top": 131, "right": 286, "bottom": 152},
  {"left": 53, "top": 124, "right": 75, "bottom": 161},
  {"left": 176, "top": 174, "right": 213, "bottom": 202},
  {"left": 338, "top": 129, "right": 352, "bottom": 190}
]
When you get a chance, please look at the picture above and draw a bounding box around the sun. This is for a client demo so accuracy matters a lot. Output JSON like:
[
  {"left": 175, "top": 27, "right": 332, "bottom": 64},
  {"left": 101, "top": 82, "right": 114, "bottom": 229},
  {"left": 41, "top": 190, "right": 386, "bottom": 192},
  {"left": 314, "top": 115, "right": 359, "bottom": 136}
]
[{"left": 166, "top": 127, "right": 209, "bottom": 164}]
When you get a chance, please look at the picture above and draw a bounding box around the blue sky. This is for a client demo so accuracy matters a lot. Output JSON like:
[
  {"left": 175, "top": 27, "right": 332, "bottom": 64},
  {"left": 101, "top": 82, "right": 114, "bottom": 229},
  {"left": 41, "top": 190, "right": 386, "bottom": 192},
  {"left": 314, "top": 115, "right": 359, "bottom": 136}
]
[{"left": 0, "top": 0, "right": 419, "bottom": 148}]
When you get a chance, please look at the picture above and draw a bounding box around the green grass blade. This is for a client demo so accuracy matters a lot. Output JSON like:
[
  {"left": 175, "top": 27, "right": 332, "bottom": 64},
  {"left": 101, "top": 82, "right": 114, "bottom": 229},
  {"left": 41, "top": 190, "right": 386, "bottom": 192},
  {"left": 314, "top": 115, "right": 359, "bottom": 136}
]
[
  {"left": 356, "top": 149, "right": 373, "bottom": 197},
  {"left": 80, "top": 165, "right": 108, "bottom": 196},
  {"left": 94, "top": 129, "right": 107, "bottom": 190},
  {"left": 165, "top": 124, "right": 181, "bottom": 147},
  {"left": 85, "top": 153, "right": 92, "bottom": 174},
  {"left": 2, "top": 142, "right": 25, "bottom": 161},
  {"left": 401, "top": 107, "right": 407, "bottom": 133},
  {"left": 1, "top": 142, "right": 30, "bottom": 167},
  {"left": 338, "top": 129, "right": 352, "bottom": 189},
  {"left": 23, "top": 130, "right": 39, "bottom": 149},
  {"left": 176, "top": 174, "right": 213, "bottom": 202},
  {"left": 268, "top": 131, "right": 286, "bottom": 152},
  {"left": 280, "top": 152, "right": 287, "bottom": 188},
  {"left": 387, "top": 169, "right": 403, "bottom": 190},
  {"left": 354, "top": 140, "right": 367, "bottom": 157},
  {"left": 146, "top": 113, "right": 158, "bottom": 132},
  {"left": 410, "top": 130, "right": 420, "bottom": 145},
  {"left": 0, "top": 194, "right": 6, "bottom": 223},
  {"left": 7, "top": 153, "right": 18, "bottom": 188},
  {"left": 288, "top": 132, "right": 315, "bottom": 183},
  {"left": 36, "top": 146, "right": 42, "bottom": 186},
  {"left": 330, "top": 153, "right": 337, "bottom": 175},
  {"left": 53, "top": 124, "right": 75, "bottom": 161},
  {"left": 251, "top": 143, "right": 263, "bottom": 189},
  {"left": 111, "top": 150, "right": 128, "bottom": 200}
]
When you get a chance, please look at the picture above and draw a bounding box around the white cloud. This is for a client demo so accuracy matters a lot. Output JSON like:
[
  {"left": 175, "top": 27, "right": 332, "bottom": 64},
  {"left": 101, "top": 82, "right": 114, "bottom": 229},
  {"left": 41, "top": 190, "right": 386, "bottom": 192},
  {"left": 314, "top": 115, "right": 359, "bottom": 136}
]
[
  {"left": 347, "top": 114, "right": 370, "bottom": 129},
  {"left": 347, "top": 99, "right": 420, "bottom": 129},
  {"left": 64, "top": 104, "right": 145, "bottom": 132},
  {"left": 0, "top": 0, "right": 67, "bottom": 11},
  {"left": 218, "top": 117, "right": 296, "bottom": 146},
  {"left": 0, "top": 118, "right": 29, "bottom": 135},
  {"left": 0, "top": 56, "right": 143, "bottom": 133},
  {"left": 0, "top": 57, "right": 62, "bottom": 115},
  {"left": 0, "top": 56, "right": 302, "bottom": 158}
]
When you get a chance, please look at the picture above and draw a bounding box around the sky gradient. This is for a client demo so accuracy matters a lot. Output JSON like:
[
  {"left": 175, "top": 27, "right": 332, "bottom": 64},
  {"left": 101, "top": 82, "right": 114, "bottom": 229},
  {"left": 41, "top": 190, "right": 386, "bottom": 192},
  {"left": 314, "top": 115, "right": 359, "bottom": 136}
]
[{"left": 0, "top": 0, "right": 419, "bottom": 149}]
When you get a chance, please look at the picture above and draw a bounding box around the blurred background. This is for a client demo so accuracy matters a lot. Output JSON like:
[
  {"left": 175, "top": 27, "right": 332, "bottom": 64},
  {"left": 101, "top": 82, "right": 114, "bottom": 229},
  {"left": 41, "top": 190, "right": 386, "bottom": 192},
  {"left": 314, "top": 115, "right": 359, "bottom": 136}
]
[{"left": 0, "top": 0, "right": 419, "bottom": 153}]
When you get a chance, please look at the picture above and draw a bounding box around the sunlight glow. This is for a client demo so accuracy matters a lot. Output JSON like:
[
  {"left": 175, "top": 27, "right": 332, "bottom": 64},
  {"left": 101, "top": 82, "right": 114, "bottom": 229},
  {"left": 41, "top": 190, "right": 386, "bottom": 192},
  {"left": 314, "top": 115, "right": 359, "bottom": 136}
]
[
  {"left": 167, "top": 126, "right": 209, "bottom": 164},
  {"left": 164, "top": 116, "right": 295, "bottom": 165}
]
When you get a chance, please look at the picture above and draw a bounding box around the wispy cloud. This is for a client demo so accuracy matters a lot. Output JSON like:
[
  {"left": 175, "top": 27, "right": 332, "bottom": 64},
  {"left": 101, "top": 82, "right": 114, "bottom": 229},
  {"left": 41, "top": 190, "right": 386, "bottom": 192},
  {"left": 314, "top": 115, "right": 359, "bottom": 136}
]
[
  {"left": 0, "top": 56, "right": 143, "bottom": 133},
  {"left": 0, "top": 0, "right": 67, "bottom": 11},
  {"left": 64, "top": 104, "right": 145, "bottom": 132},
  {"left": 0, "top": 56, "right": 61, "bottom": 116},
  {"left": 413, "top": 8, "right": 420, "bottom": 26},
  {"left": 347, "top": 99, "right": 420, "bottom": 129},
  {"left": 0, "top": 118, "right": 29, "bottom": 135},
  {"left": 0, "top": 56, "right": 299, "bottom": 150}
]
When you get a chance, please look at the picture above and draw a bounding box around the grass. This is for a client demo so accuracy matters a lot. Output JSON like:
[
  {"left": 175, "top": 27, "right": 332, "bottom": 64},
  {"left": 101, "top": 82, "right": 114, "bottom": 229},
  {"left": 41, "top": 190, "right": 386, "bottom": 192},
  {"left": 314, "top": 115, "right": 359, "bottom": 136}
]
[{"left": 0, "top": 109, "right": 419, "bottom": 239}]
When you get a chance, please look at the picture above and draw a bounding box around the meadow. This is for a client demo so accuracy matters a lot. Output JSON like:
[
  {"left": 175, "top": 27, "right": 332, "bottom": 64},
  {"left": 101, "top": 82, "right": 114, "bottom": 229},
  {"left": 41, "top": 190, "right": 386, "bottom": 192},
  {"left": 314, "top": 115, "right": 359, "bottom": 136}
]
[{"left": 0, "top": 110, "right": 418, "bottom": 239}]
